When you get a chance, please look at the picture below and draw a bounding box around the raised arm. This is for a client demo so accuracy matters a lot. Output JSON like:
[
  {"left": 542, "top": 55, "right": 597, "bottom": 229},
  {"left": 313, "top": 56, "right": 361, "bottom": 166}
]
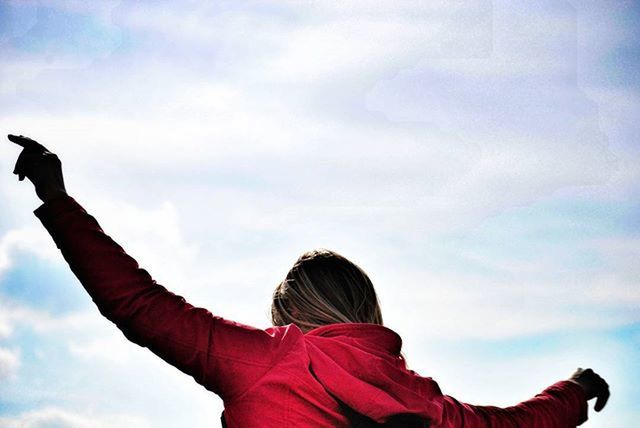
[{"left": 8, "top": 134, "right": 301, "bottom": 400}]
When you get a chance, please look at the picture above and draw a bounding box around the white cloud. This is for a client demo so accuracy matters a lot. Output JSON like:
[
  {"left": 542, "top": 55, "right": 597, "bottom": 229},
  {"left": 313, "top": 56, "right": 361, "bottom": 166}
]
[
  {"left": 0, "top": 407, "right": 150, "bottom": 428},
  {"left": 81, "top": 197, "right": 200, "bottom": 292},
  {"left": 0, "top": 0, "right": 618, "bottom": 236},
  {"left": 377, "top": 267, "right": 639, "bottom": 341},
  {"left": 0, "top": 320, "right": 11, "bottom": 340},
  {"left": 0, "top": 226, "right": 61, "bottom": 276},
  {"left": 0, "top": 347, "right": 20, "bottom": 380},
  {"left": 68, "top": 334, "right": 135, "bottom": 364}
]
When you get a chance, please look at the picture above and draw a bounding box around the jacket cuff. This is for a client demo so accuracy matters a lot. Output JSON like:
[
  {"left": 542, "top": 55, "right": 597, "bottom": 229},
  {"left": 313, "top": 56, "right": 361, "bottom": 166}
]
[
  {"left": 33, "top": 194, "right": 84, "bottom": 220},
  {"left": 547, "top": 380, "right": 589, "bottom": 425}
]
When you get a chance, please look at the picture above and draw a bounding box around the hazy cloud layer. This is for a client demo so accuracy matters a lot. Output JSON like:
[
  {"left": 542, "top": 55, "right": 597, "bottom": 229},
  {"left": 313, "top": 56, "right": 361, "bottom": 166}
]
[
  {"left": 0, "top": 407, "right": 149, "bottom": 428},
  {"left": 1, "top": 1, "right": 638, "bottom": 427}
]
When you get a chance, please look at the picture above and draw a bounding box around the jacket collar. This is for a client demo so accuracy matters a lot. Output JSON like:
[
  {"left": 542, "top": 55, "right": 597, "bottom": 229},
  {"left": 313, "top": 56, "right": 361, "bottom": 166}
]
[{"left": 305, "top": 323, "right": 403, "bottom": 356}]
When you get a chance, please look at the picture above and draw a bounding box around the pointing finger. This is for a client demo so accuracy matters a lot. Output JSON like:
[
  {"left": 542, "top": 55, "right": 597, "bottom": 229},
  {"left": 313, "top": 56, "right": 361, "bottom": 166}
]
[{"left": 7, "top": 134, "right": 48, "bottom": 152}]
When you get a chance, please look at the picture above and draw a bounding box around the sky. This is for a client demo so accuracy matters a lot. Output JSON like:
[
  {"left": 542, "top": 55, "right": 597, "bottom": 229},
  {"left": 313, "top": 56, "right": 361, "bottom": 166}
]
[{"left": 0, "top": 0, "right": 638, "bottom": 426}]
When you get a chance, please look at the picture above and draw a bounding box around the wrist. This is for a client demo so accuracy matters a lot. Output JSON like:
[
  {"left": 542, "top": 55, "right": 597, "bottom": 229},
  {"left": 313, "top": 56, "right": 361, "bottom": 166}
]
[
  {"left": 567, "top": 378, "right": 591, "bottom": 399},
  {"left": 39, "top": 188, "right": 68, "bottom": 203}
]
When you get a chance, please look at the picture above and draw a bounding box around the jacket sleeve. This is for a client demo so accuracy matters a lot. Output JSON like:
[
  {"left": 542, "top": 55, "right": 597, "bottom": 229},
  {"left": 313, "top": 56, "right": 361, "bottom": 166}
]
[
  {"left": 435, "top": 380, "right": 589, "bottom": 428},
  {"left": 33, "top": 194, "right": 301, "bottom": 400}
]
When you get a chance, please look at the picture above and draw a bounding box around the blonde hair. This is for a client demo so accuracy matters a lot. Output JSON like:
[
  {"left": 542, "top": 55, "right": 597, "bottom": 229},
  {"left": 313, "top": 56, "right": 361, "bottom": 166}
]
[{"left": 271, "top": 249, "right": 383, "bottom": 332}]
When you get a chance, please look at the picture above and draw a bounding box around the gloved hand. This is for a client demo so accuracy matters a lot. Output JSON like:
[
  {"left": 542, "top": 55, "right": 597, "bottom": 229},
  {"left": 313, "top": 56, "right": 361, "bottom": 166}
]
[
  {"left": 569, "top": 367, "right": 610, "bottom": 412},
  {"left": 8, "top": 134, "right": 67, "bottom": 203}
]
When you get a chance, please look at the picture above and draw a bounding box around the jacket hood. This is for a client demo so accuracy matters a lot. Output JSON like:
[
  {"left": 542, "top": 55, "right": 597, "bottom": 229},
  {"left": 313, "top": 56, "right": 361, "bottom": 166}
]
[{"left": 303, "top": 323, "right": 444, "bottom": 424}]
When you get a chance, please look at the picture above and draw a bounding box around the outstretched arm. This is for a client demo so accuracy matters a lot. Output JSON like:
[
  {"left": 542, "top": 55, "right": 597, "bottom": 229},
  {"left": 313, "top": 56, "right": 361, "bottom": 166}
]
[
  {"left": 437, "top": 380, "right": 588, "bottom": 427},
  {"left": 8, "top": 134, "right": 300, "bottom": 400},
  {"left": 433, "top": 369, "right": 609, "bottom": 427}
]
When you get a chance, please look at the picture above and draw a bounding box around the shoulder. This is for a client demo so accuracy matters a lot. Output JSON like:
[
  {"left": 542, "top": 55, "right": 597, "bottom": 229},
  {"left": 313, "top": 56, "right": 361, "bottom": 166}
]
[{"left": 210, "top": 319, "right": 304, "bottom": 362}]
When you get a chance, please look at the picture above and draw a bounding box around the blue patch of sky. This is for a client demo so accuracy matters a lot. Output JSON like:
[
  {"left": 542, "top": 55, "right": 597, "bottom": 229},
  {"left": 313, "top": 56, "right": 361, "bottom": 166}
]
[
  {"left": 609, "top": 2, "right": 640, "bottom": 90},
  {"left": 1, "top": 254, "right": 90, "bottom": 315},
  {"left": 578, "top": 3, "right": 640, "bottom": 93},
  {"left": 430, "top": 322, "right": 639, "bottom": 356},
  {"left": 0, "top": 2, "right": 38, "bottom": 44},
  {"left": 7, "top": 5, "right": 121, "bottom": 58},
  {"left": 599, "top": 41, "right": 640, "bottom": 91}
]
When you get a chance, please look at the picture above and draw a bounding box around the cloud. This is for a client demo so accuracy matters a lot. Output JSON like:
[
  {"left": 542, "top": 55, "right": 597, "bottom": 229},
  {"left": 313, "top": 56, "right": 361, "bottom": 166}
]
[
  {"left": 0, "top": 319, "right": 10, "bottom": 339},
  {"left": 0, "top": 0, "right": 491, "bottom": 116},
  {"left": 0, "top": 226, "right": 61, "bottom": 276},
  {"left": 68, "top": 334, "right": 135, "bottom": 364},
  {"left": 0, "top": 407, "right": 149, "bottom": 428},
  {"left": 0, "top": 346, "right": 20, "bottom": 380},
  {"left": 0, "top": 2, "right": 639, "bottom": 425},
  {"left": 0, "top": 0, "right": 619, "bottom": 239},
  {"left": 0, "top": 298, "right": 99, "bottom": 335},
  {"left": 82, "top": 197, "right": 200, "bottom": 292}
]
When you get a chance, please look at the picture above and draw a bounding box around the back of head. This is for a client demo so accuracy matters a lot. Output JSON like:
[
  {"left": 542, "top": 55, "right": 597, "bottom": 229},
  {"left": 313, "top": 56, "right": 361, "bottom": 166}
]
[
  {"left": 270, "top": 250, "right": 429, "bottom": 426},
  {"left": 271, "top": 249, "right": 383, "bottom": 332}
]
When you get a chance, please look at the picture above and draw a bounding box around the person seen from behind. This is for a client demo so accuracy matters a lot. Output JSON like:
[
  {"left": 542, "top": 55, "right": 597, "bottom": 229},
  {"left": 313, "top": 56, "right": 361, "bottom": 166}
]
[{"left": 7, "top": 134, "right": 610, "bottom": 427}]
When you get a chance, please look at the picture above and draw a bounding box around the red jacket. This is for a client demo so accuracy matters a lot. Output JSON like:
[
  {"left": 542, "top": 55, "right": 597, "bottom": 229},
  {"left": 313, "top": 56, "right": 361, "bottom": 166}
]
[{"left": 34, "top": 195, "right": 589, "bottom": 427}]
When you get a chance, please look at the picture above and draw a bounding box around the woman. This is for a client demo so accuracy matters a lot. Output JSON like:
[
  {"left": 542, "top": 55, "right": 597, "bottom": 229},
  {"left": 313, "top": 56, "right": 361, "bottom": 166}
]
[{"left": 8, "top": 134, "right": 609, "bottom": 427}]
